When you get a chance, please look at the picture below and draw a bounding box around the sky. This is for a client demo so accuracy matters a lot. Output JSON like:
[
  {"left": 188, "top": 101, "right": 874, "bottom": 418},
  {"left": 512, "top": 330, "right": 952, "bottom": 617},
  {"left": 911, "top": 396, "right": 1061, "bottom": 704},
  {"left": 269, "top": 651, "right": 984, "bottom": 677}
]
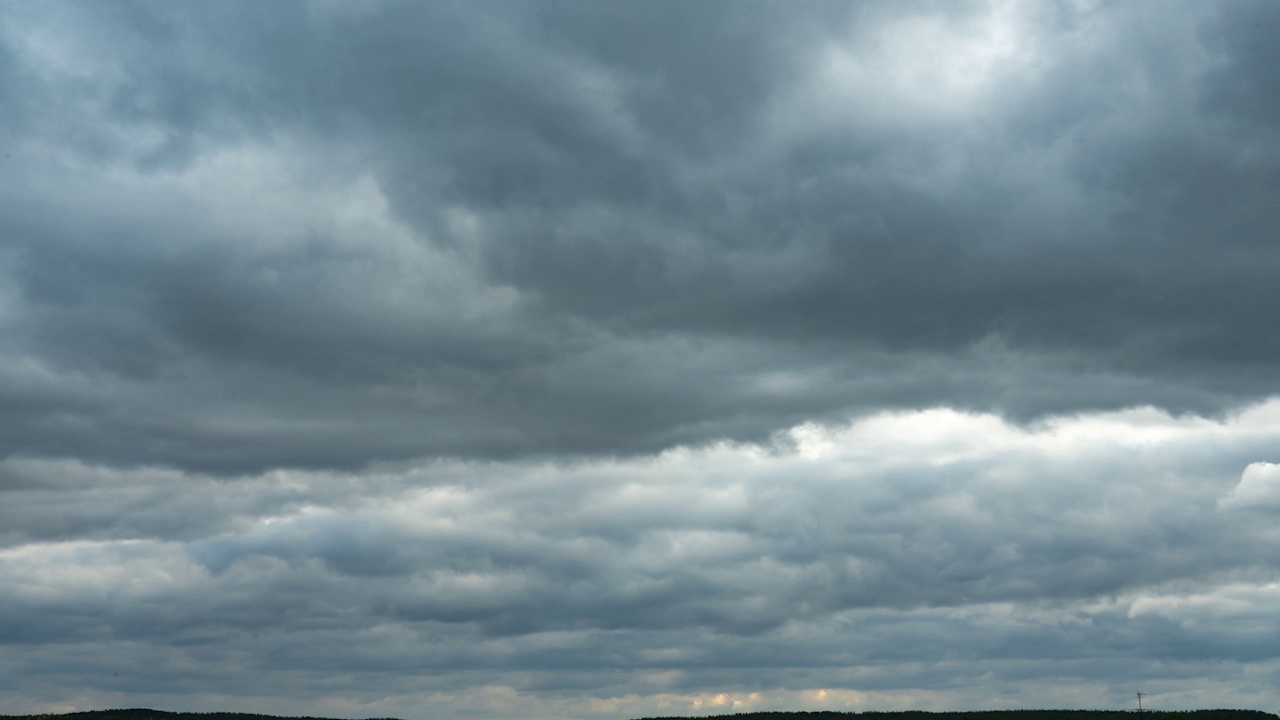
[{"left": 2, "top": 1, "right": 1280, "bottom": 718}]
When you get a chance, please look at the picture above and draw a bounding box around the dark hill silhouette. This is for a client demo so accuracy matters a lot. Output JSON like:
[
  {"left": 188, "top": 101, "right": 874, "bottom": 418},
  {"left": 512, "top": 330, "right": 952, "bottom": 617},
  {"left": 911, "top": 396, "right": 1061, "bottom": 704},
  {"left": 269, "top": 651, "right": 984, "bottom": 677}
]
[{"left": 0, "top": 711, "right": 401, "bottom": 720}]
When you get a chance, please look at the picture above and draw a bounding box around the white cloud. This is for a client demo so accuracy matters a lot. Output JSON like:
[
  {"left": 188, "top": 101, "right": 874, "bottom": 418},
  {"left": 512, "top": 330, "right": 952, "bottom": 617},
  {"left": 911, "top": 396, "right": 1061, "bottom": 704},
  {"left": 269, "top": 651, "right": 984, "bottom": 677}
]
[{"left": 1220, "top": 462, "right": 1280, "bottom": 511}]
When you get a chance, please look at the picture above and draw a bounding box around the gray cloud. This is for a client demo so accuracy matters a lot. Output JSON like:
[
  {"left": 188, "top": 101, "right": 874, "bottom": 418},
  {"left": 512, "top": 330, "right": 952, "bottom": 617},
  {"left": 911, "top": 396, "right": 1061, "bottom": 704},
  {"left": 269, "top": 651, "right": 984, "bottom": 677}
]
[
  {"left": 2, "top": 0, "right": 1279, "bottom": 471},
  {"left": 5, "top": 406, "right": 1280, "bottom": 715},
  {"left": 4, "top": 1, "right": 1280, "bottom": 717}
]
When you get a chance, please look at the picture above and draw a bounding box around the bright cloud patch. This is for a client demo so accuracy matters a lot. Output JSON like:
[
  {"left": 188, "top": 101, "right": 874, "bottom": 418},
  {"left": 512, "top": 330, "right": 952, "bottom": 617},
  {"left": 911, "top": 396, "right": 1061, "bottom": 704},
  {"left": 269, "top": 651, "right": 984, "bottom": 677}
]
[{"left": 1220, "top": 462, "right": 1280, "bottom": 511}]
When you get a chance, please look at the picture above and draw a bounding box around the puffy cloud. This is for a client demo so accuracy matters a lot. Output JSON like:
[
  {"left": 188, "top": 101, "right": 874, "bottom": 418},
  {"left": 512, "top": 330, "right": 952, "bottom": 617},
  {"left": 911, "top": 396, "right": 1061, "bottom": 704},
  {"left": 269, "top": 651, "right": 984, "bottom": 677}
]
[{"left": 1220, "top": 463, "right": 1280, "bottom": 511}]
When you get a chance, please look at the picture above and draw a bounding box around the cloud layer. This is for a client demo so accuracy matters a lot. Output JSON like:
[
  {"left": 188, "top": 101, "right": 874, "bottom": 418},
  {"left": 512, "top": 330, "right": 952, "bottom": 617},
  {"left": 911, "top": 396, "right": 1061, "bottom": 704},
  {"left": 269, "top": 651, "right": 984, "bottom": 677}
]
[
  {"left": 4, "top": 0, "right": 1280, "bottom": 471},
  {"left": 4, "top": 404, "right": 1280, "bottom": 718},
  {"left": 3, "top": 1, "right": 1280, "bottom": 718}
]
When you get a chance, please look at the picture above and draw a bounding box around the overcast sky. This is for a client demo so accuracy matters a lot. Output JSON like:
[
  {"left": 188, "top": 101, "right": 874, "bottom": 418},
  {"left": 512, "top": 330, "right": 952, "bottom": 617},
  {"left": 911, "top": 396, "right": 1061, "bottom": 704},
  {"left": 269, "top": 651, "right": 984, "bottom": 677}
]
[{"left": 3, "top": 1, "right": 1280, "bottom": 719}]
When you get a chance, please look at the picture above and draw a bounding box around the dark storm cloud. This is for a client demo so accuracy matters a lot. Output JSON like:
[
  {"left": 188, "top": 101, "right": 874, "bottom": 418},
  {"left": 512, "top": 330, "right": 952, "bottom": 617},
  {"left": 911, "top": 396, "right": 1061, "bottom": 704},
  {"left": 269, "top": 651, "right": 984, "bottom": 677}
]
[{"left": 3, "top": 0, "right": 1280, "bottom": 472}]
